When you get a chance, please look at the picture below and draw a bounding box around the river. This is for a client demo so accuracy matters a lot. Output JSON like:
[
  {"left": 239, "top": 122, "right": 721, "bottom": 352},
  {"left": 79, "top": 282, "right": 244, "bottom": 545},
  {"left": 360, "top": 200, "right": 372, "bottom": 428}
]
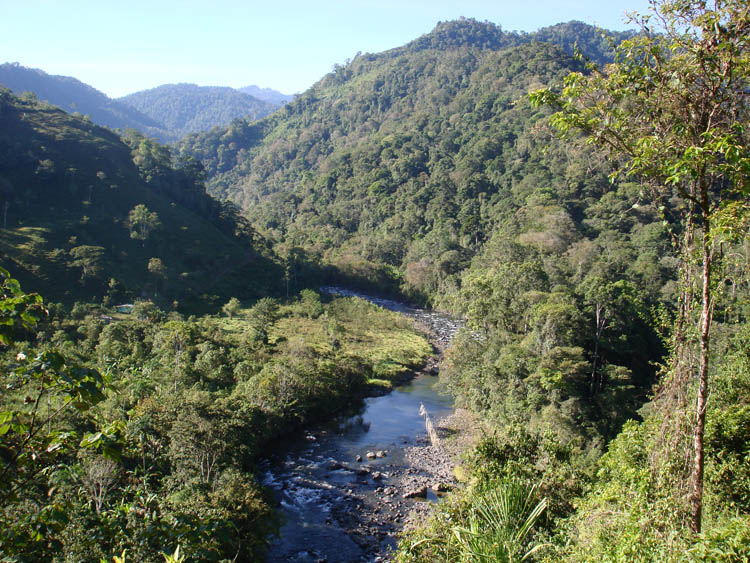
[{"left": 262, "top": 289, "right": 462, "bottom": 562}]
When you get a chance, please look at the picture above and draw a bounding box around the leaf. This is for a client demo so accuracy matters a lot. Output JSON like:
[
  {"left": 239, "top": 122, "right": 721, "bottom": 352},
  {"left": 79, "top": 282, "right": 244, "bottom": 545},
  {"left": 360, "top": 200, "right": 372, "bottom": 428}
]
[{"left": 80, "top": 432, "right": 103, "bottom": 448}]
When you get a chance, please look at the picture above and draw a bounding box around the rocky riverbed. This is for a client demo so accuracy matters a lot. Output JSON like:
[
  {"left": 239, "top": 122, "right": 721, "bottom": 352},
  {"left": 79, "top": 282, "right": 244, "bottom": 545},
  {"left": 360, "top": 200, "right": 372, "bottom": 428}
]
[
  {"left": 264, "top": 404, "right": 479, "bottom": 562},
  {"left": 264, "top": 291, "right": 472, "bottom": 562}
]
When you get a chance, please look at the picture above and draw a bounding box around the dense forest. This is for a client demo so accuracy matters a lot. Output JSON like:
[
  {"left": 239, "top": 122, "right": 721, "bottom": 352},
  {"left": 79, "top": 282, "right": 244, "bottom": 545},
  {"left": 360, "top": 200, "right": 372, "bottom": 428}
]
[
  {"left": 118, "top": 84, "right": 279, "bottom": 141},
  {"left": 1, "top": 0, "right": 749, "bottom": 561}
]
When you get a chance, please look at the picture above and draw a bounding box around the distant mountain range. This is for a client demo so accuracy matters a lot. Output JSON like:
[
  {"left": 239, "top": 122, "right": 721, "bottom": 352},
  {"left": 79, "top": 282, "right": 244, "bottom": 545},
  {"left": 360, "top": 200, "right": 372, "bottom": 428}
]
[
  {"left": 117, "top": 83, "right": 280, "bottom": 140},
  {"left": 0, "top": 62, "right": 291, "bottom": 143},
  {"left": 238, "top": 85, "right": 295, "bottom": 106}
]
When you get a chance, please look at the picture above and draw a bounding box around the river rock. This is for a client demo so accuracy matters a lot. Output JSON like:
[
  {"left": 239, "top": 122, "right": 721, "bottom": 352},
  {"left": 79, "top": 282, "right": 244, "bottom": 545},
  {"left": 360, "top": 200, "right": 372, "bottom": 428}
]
[
  {"left": 355, "top": 467, "right": 370, "bottom": 476},
  {"left": 376, "top": 450, "right": 387, "bottom": 458},
  {"left": 432, "top": 482, "right": 452, "bottom": 492},
  {"left": 323, "top": 459, "right": 342, "bottom": 470},
  {"left": 402, "top": 485, "right": 428, "bottom": 499},
  {"left": 355, "top": 454, "right": 362, "bottom": 462},
  {"left": 366, "top": 451, "right": 377, "bottom": 459},
  {"left": 372, "top": 471, "right": 383, "bottom": 480}
]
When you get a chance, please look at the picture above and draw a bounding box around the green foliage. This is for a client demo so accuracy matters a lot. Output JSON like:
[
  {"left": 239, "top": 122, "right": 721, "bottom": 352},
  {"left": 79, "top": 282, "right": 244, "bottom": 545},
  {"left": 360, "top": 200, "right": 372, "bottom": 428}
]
[
  {"left": 0, "top": 90, "right": 283, "bottom": 308},
  {"left": 127, "top": 205, "right": 161, "bottom": 244},
  {"left": 397, "top": 476, "right": 550, "bottom": 563},
  {"left": 118, "top": 83, "right": 278, "bottom": 141},
  {"left": 69, "top": 245, "right": 106, "bottom": 281},
  {"left": 531, "top": 0, "right": 750, "bottom": 534},
  {"left": 221, "top": 296, "right": 241, "bottom": 318},
  {"left": 450, "top": 481, "right": 547, "bottom": 563},
  {"left": 0, "top": 265, "right": 43, "bottom": 345},
  {"left": 690, "top": 516, "right": 750, "bottom": 562},
  {"left": 2, "top": 278, "right": 431, "bottom": 561},
  {"left": 0, "top": 270, "right": 118, "bottom": 561}
]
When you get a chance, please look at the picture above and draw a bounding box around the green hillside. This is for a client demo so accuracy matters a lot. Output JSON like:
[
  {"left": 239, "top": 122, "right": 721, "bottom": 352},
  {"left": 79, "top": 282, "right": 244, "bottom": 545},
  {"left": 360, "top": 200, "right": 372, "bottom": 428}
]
[
  {"left": 0, "top": 87, "right": 282, "bottom": 310},
  {"left": 178, "top": 20, "right": 638, "bottom": 301},
  {"left": 0, "top": 62, "right": 169, "bottom": 140},
  {"left": 118, "top": 83, "right": 278, "bottom": 141},
  {"left": 0, "top": 3, "right": 747, "bottom": 561},
  {"left": 176, "top": 18, "right": 676, "bottom": 438}
]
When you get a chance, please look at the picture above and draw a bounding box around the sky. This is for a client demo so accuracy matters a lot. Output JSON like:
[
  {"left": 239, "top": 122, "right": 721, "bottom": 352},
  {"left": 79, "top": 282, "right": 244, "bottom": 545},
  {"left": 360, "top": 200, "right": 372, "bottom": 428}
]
[{"left": 1, "top": 0, "right": 653, "bottom": 98}]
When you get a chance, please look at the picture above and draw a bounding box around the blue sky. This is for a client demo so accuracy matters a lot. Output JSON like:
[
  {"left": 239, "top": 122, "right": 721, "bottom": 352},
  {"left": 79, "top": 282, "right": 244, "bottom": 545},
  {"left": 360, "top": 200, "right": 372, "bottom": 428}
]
[{"left": 1, "top": 0, "right": 652, "bottom": 98}]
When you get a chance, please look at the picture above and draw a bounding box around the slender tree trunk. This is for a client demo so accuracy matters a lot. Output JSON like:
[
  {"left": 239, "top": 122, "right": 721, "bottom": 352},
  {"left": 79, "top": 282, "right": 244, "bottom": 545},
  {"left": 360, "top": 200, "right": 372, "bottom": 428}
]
[
  {"left": 690, "top": 211, "right": 714, "bottom": 534},
  {"left": 590, "top": 302, "right": 605, "bottom": 396}
]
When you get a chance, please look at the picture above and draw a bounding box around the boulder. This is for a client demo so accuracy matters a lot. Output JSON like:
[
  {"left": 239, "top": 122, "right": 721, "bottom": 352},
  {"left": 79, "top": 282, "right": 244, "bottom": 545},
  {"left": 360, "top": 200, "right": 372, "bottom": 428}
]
[
  {"left": 402, "top": 485, "right": 428, "bottom": 499},
  {"left": 432, "top": 482, "right": 452, "bottom": 492}
]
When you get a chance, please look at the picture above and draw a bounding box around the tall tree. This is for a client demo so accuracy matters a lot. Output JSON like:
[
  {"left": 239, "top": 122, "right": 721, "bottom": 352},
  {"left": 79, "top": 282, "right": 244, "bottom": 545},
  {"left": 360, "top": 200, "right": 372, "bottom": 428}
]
[
  {"left": 128, "top": 204, "right": 161, "bottom": 246},
  {"left": 69, "top": 245, "right": 106, "bottom": 283},
  {"left": 531, "top": 0, "right": 749, "bottom": 533},
  {"left": 147, "top": 257, "right": 167, "bottom": 295}
]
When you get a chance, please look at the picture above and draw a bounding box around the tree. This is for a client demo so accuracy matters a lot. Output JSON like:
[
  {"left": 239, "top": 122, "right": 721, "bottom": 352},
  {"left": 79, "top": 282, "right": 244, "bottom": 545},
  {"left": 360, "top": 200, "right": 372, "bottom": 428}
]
[
  {"left": 0, "top": 268, "right": 117, "bottom": 558},
  {"left": 128, "top": 204, "right": 161, "bottom": 246},
  {"left": 147, "top": 258, "right": 167, "bottom": 295},
  {"left": 531, "top": 0, "right": 749, "bottom": 533},
  {"left": 221, "top": 297, "right": 241, "bottom": 318},
  {"left": 69, "top": 245, "right": 106, "bottom": 283}
]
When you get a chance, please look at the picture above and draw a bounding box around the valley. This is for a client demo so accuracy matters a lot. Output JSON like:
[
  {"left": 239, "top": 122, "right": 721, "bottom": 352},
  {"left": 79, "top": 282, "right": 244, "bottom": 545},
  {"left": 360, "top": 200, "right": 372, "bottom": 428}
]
[{"left": 0, "top": 2, "right": 748, "bottom": 561}]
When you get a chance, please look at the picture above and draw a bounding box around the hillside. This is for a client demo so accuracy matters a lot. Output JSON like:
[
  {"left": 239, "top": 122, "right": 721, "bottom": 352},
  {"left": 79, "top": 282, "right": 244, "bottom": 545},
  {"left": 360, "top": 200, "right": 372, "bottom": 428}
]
[
  {"left": 0, "top": 86, "right": 282, "bottom": 310},
  {"left": 118, "top": 83, "right": 278, "bottom": 140},
  {"left": 178, "top": 20, "right": 640, "bottom": 295},
  {"left": 0, "top": 62, "right": 169, "bottom": 140},
  {"left": 177, "top": 17, "right": 680, "bottom": 438}
]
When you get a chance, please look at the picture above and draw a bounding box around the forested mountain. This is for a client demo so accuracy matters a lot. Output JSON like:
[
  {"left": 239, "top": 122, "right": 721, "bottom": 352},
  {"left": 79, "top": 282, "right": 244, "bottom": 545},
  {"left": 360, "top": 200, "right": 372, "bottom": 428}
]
[
  {"left": 238, "top": 84, "right": 294, "bottom": 105},
  {"left": 179, "top": 16, "right": 673, "bottom": 440},
  {"left": 1, "top": 4, "right": 747, "bottom": 561},
  {"left": 118, "top": 83, "right": 278, "bottom": 141},
  {"left": 178, "top": 14, "right": 749, "bottom": 560},
  {"left": 0, "top": 87, "right": 282, "bottom": 309},
  {"left": 0, "top": 62, "right": 168, "bottom": 139},
  {"left": 0, "top": 64, "right": 284, "bottom": 143}
]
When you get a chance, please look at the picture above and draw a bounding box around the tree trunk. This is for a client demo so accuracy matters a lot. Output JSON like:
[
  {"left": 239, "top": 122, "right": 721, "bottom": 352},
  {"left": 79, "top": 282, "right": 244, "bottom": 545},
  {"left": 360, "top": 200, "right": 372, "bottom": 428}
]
[
  {"left": 590, "top": 302, "right": 605, "bottom": 396},
  {"left": 690, "top": 216, "right": 714, "bottom": 534}
]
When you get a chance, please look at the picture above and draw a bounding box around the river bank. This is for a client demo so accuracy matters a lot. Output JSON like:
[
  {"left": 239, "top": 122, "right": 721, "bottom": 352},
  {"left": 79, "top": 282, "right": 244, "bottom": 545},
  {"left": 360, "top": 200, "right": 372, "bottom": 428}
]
[{"left": 263, "top": 292, "right": 474, "bottom": 562}]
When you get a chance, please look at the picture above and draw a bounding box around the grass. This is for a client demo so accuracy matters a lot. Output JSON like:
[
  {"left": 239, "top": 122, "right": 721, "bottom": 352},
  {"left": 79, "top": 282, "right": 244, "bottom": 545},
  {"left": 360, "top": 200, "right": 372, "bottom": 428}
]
[{"left": 266, "top": 296, "right": 432, "bottom": 383}]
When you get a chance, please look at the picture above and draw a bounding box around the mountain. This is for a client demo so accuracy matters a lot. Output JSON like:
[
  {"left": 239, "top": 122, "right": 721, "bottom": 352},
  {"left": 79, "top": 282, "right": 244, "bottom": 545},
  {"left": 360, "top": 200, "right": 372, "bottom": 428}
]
[
  {"left": 178, "top": 17, "right": 674, "bottom": 440},
  {"left": 238, "top": 84, "right": 295, "bottom": 105},
  {"left": 0, "top": 64, "right": 284, "bottom": 144},
  {"left": 118, "top": 83, "right": 279, "bottom": 140},
  {"left": 0, "top": 62, "right": 169, "bottom": 139},
  {"left": 0, "top": 86, "right": 282, "bottom": 309},
  {"left": 178, "top": 19, "right": 638, "bottom": 285}
]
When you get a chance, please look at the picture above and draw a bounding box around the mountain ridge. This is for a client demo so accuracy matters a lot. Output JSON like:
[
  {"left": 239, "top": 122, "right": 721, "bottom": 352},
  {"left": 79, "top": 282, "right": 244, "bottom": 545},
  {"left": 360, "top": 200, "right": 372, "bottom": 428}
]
[
  {"left": 0, "top": 63, "right": 288, "bottom": 143},
  {"left": 117, "top": 82, "right": 278, "bottom": 141},
  {"left": 0, "top": 86, "right": 282, "bottom": 309}
]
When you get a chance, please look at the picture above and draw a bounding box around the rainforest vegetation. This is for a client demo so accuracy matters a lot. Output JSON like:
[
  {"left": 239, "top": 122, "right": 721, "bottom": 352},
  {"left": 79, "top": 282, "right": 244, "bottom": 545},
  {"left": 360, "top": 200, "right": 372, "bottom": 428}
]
[{"left": 1, "top": 0, "right": 748, "bottom": 561}]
